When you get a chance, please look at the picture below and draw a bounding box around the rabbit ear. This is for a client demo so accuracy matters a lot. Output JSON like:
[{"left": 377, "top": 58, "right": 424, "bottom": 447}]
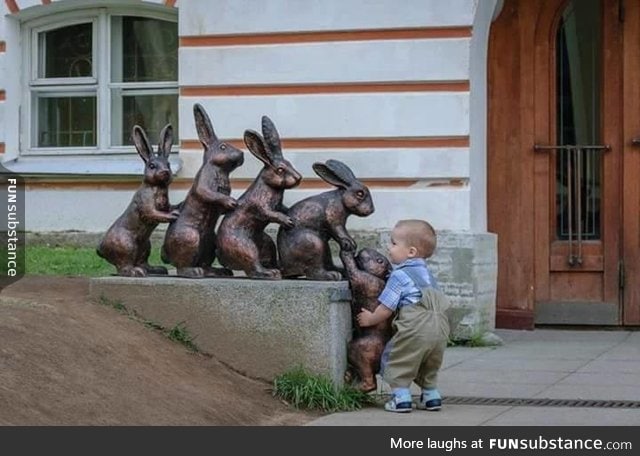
[
  {"left": 261, "top": 116, "right": 282, "bottom": 157},
  {"left": 312, "top": 160, "right": 356, "bottom": 188},
  {"left": 158, "top": 124, "right": 173, "bottom": 158},
  {"left": 193, "top": 103, "right": 218, "bottom": 146},
  {"left": 244, "top": 129, "right": 273, "bottom": 166},
  {"left": 132, "top": 125, "right": 153, "bottom": 164}
]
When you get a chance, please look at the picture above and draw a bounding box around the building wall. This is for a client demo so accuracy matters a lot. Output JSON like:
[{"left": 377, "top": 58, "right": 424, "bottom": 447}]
[
  {"left": 2, "top": 0, "right": 501, "bottom": 337},
  {"left": 1, "top": 0, "right": 493, "bottom": 233},
  {"left": 177, "top": 0, "right": 475, "bottom": 232}
]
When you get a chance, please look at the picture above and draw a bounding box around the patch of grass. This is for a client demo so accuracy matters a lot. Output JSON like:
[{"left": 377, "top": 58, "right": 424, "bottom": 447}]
[
  {"left": 95, "top": 297, "right": 200, "bottom": 352},
  {"left": 273, "top": 366, "right": 374, "bottom": 412},
  {"left": 25, "top": 245, "right": 163, "bottom": 277},
  {"left": 167, "top": 321, "right": 199, "bottom": 352},
  {"left": 98, "top": 295, "right": 128, "bottom": 314},
  {"left": 448, "top": 331, "right": 490, "bottom": 347}
]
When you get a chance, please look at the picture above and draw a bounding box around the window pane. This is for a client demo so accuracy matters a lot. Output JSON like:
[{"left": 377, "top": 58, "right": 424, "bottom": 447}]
[
  {"left": 116, "top": 17, "right": 178, "bottom": 82},
  {"left": 37, "top": 96, "right": 96, "bottom": 147},
  {"left": 555, "top": 0, "right": 601, "bottom": 241},
  {"left": 39, "top": 23, "right": 92, "bottom": 78},
  {"left": 116, "top": 93, "right": 178, "bottom": 146}
]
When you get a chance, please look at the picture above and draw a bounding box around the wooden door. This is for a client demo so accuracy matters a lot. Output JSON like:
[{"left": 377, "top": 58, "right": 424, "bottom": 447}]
[
  {"left": 622, "top": 0, "right": 640, "bottom": 325},
  {"left": 489, "top": 0, "right": 640, "bottom": 327},
  {"left": 533, "top": 0, "right": 622, "bottom": 325}
]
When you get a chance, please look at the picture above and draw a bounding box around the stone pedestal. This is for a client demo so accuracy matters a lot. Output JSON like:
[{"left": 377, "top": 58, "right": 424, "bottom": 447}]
[{"left": 89, "top": 277, "right": 352, "bottom": 386}]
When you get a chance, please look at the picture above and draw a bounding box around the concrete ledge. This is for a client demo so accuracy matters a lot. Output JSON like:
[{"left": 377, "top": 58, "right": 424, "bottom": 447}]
[{"left": 89, "top": 277, "right": 352, "bottom": 386}]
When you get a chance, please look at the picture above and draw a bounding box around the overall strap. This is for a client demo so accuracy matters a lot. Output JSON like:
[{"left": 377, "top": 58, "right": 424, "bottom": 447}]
[{"left": 400, "top": 265, "right": 437, "bottom": 289}]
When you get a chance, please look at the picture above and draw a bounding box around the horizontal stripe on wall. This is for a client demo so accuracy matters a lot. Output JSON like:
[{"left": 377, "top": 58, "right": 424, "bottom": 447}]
[
  {"left": 180, "top": 82, "right": 470, "bottom": 97},
  {"left": 24, "top": 178, "right": 440, "bottom": 191},
  {"left": 178, "top": 0, "right": 474, "bottom": 36},
  {"left": 180, "top": 137, "right": 470, "bottom": 150},
  {"left": 180, "top": 27, "right": 472, "bottom": 47},
  {"left": 180, "top": 38, "right": 469, "bottom": 86},
  {"left": 179, "top": 93, "right": 469, "bottom": 138},
  {"left": 5, "top": 0, "right": 19, "bottom": 14}
]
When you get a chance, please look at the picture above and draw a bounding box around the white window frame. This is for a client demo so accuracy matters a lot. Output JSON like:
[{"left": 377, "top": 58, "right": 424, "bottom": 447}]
[{"left": 20, "top": 6, "right": 178, "bottom": 158}]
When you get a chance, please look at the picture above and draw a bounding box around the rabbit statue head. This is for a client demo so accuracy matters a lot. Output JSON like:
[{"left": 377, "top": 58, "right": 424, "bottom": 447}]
[
  {"left": 244, "top": 116, "right": 302, "bottom": 191},
  {"left": 136, "top": 124, "right": 174, "bottom": 187},
  {"left": 194, "top": 103, "right": 245, "bottom": 172},
  {"left": 312, "top": 159, "right": 374, "bottom": 218}
]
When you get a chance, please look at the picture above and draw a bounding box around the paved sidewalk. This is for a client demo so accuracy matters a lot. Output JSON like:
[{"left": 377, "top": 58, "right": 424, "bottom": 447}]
[{"left": 308, "top": 329, "right": 640, "bottom": 426}]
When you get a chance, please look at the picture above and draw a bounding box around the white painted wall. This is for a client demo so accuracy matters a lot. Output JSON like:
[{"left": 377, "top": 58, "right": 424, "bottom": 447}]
[
  {"left": 180, "top": 39, "right": 470, "bottom": 86},
  {"left": 1, "top": 9, "right": 20, "bottom": 162},
  {"left": 468, "top": 0, "right": 500, "bottom": 232},
  {"left": 25, "top": 187, "right": 470, "bottom": 232},
  {"left": 180, "top": 147, "right": 469, "bottom": 181},
  {"left": 178, "top": 0, "right": 475, "bottom": 35},
  {"left": 179, "top": 93, "right": 470, "bottom": 139},
  {"left": 16, "top": 0, "right": 43, "bottom": 9}
]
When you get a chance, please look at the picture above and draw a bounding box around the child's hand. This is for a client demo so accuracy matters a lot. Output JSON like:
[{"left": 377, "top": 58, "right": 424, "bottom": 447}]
[{"left": 357, "top": 308, "right": 374, "bottom": 327}]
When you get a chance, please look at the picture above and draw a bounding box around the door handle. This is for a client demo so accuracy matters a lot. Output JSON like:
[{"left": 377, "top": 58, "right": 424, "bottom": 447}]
[{"left": 632, "top": 138, "right": 640, "bottom": 146}]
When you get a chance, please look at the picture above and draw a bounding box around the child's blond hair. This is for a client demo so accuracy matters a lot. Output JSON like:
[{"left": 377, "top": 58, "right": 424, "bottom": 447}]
[{"left": 395, "top": 219, "right": 437, "bottom": 258}]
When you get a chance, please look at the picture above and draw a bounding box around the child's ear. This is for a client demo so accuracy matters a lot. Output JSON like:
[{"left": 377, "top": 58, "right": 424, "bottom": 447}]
[{"left": 408, "top": 246, "right": 418, "bottom": 258}]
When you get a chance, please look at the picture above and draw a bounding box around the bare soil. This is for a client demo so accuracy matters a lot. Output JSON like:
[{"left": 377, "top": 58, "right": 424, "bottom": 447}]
[{"left": 0, "top": 276, "right": 320, "bottom": 425}]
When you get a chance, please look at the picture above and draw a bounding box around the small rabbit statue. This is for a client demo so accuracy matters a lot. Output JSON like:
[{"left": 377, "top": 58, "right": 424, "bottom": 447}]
[
  {"left": 277, "top": 159, "right": 374, "bottom": 280},
  {"left": 97, "top": 124, "right": 179, "bottom": 277},
  {"left": 216, "top": 116, "right": 302, "bottom": 279},
  {"left": 161, "top": 104, "right": 244, "bottom": 277},
  {"left": 340, "top": 245, "right": 392, "bottom": 392}
]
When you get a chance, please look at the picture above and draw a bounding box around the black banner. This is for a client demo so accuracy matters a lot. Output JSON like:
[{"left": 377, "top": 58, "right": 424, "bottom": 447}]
[{"left": 0, "top": 426, "right": 637, "bottom": 456}]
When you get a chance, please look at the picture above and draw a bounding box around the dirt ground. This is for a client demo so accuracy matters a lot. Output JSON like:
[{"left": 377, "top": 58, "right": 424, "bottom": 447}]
[{"left": 0, "top": 276, "right": 320, "bottom": 425}]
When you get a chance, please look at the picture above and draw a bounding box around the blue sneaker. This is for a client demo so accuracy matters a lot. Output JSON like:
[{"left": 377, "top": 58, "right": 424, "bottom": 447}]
[
  {"left": 384, "top": 397, "right": 413, "bottom": 413},
  {"left": 418, "top": 388, "right": 442, "bottom": 411}
]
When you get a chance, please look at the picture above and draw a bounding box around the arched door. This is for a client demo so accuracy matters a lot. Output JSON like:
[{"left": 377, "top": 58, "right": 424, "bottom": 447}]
[{"left": 489, "top": 0, "right": 640, "bottom": 327}]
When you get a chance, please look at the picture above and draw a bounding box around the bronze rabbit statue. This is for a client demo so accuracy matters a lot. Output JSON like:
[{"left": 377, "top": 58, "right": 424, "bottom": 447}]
[
  {"left": 277, "top": 159, "right": 374, "bottom": 280},
  {"left": 216, "top": 116, "right": 302, "bottom": 279},
  {"left": 97, "top": 124, "right": 179, "bottom": 277},
  {"left": 161, "top": 104, "right": 244, "bottom": 277},
  {"left": 340, "top": 246, "right": 392, "bottom": 392}
]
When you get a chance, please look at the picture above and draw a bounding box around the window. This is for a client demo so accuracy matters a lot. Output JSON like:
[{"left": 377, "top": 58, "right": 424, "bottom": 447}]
[{"left": 22, "top": 7, "right": 178, "bottom": 156}]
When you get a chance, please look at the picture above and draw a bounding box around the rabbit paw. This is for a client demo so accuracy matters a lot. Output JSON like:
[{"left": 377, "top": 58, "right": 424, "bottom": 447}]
[
  {"left": 223, "top": 197, "right": 238, "bottom": 211},
  {"left": 119, "top": 266, "right": 147, "bottom": 277},
  {"left": 204, "top": 266, "right": 234, "bottom": 277},
  {"left": 357, "top": 379, "right": 377, "bottom": 393},
  {"left": 176, "top": 267, "right": 206, "bottom": 278},
  {"left": 251, "top": 268, "right": 282, "bottom": 280},
  {"left": 307, "top": 270, "right": 343, "bottom": 281},
  {"left": 339, "top": 237, "right": 357, "bottom": 252},
  {"left": 344, "top": 369, "right": 355, "bottom": 384}
]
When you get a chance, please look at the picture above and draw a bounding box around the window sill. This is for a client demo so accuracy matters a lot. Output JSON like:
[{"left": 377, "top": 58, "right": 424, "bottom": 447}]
[{"left": 1, "top": 155, "right": 183, "bottom": 177}]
